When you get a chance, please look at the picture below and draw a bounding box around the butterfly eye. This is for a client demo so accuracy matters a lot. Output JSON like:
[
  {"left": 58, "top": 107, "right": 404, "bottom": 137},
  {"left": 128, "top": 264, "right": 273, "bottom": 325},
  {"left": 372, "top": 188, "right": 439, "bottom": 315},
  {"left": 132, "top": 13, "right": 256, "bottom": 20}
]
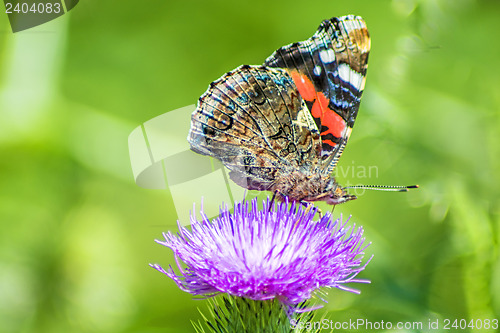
[{"left": 334, "top": 187, "right": 343, "bottom": 196}]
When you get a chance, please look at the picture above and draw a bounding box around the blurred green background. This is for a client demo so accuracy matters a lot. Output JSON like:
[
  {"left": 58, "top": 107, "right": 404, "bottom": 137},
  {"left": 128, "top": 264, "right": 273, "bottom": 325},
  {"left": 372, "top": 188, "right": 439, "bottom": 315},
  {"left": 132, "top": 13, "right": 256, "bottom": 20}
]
[{"left": 0, "top": 0, "right": 498, "bottom": 332}]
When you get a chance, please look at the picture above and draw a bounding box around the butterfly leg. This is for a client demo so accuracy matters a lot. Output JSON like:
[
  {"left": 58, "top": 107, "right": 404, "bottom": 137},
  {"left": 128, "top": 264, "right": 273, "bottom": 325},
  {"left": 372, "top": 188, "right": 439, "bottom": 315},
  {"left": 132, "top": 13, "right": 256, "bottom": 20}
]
[
  {"left": 269, "top": 190, "right": 281, "bottom": 211},
  {"left": 299, "top": 201, "right": 322, "bottom": 218}
]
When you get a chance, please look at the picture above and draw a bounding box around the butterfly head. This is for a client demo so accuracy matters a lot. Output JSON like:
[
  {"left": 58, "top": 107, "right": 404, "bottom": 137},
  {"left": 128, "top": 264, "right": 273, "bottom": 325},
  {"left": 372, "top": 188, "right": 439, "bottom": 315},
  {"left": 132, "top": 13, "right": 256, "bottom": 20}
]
[{"left": 323, "top": 186, "right": 357, "bottom": 205}]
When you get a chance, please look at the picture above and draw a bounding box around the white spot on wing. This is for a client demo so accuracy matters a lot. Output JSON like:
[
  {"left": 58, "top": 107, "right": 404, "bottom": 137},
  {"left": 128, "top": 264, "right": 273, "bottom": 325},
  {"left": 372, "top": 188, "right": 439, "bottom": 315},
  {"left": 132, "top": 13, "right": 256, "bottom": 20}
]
[
  {"left": 338, "top": 63, "right": 365, "bottom": 90},
  {"left": 313, "top": 65, "right": 322, "bottom": 76},
  {"left": 319, "top": 49, "right": 335, "bottom": 64}
]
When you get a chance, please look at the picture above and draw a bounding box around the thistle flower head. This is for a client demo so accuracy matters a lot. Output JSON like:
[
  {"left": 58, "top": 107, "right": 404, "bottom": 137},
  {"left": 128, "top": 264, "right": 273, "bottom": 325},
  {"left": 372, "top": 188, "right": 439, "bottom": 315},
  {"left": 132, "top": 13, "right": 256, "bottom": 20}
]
[{"left": 150, "top": 198, "right": 371, "bottom": 307}]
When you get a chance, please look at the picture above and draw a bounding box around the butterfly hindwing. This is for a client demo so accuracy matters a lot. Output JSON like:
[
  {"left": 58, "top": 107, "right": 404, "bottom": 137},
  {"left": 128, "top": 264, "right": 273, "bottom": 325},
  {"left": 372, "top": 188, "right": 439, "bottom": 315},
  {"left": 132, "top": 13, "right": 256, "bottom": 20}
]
[
  {"left": 265, "top": 15, "right": 370, "bottom": 174},
  {"left": 188, "top": 65, "right": 321, "bottom": 190}
]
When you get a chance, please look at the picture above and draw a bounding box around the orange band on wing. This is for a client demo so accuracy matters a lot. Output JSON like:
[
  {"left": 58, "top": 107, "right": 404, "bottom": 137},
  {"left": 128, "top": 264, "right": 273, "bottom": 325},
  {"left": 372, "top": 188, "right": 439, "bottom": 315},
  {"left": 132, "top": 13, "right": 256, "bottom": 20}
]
[
  {"left": 290, "top": 71, "right": 316, "bottom": 102},
  {"left": 290, "top": 70, "right": 346, "bottom": 140},
  {"left": 311, "top": 93, "right": 346, "bottom": 138},
  {"left": 321, "top": 139, "right": 337, "bottom": 147}
]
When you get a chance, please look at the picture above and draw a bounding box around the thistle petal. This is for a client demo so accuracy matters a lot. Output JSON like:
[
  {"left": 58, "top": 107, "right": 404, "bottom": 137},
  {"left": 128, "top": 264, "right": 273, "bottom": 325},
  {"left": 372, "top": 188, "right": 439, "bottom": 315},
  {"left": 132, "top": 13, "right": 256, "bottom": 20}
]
[{"left": 151, "top": 197, "right": 371, "bottom": 307}]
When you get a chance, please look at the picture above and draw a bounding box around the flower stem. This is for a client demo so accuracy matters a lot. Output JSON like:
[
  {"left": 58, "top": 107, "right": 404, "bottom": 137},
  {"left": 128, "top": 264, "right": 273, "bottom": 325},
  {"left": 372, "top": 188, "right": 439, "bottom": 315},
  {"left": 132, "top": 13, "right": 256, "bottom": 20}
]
[{"left": 193, "top": 296, "right": 320, "bottom": 333}]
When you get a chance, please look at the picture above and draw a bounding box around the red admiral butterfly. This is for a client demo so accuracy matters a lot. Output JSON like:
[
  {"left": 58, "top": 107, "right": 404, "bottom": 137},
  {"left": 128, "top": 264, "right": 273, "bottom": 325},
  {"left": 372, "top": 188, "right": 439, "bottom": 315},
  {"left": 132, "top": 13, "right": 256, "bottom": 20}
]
[{"left": 188, "top": 15, "right": 417, "bottom": 205}]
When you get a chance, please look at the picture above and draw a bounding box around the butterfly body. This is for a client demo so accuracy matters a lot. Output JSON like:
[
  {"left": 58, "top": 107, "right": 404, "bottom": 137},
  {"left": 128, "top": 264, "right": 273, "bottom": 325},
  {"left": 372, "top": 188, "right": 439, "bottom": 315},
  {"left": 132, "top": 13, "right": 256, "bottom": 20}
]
[
  {"left": 268, "top": 167, "right": 355, "bottom": 205},
  {"left": 188, "top": 16, "right": 370, "bottom": 205}
]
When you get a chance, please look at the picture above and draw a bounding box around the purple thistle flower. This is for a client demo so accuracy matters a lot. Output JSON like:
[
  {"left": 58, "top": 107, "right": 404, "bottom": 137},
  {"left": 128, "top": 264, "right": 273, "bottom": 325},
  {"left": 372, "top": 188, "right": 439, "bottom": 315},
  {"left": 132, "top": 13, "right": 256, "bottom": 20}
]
[{"left": 150, "top": 197, "right": 372, "bottom": 307}]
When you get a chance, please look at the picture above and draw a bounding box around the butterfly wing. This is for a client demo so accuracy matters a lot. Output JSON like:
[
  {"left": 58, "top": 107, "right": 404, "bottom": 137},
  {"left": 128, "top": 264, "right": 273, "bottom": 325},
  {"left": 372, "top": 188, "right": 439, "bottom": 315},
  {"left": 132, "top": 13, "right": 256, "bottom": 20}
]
[
  {"left": 265, "top": 15, "right": 370, "bottom": 174},
  {"left": 188, "top": 65, "right": 321, "bottom": 191}
]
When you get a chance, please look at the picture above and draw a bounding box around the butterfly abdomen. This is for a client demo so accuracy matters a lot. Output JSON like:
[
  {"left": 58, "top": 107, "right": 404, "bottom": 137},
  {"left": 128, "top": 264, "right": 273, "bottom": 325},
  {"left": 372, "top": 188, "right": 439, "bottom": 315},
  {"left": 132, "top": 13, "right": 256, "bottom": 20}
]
[{"left": 272, "top": 168, "right": 333, "bottom": 202}]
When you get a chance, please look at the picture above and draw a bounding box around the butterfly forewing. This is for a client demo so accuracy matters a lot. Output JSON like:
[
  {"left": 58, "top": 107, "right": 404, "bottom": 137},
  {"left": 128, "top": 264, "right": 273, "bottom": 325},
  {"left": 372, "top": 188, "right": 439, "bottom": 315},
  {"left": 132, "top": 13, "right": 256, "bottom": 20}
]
[{"left": 265, "top": 15, "right": 370, "bottom": 174}]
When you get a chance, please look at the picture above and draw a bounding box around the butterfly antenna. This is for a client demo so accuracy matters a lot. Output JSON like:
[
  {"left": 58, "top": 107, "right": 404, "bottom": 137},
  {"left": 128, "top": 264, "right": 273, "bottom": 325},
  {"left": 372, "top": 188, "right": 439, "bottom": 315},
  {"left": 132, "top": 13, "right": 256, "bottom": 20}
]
[
  {"left": 344, "top": 184, "right": 419, "bottom": 192},
  {"left": 269, "top": 190, "right": 279, "bottom": 212}
]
